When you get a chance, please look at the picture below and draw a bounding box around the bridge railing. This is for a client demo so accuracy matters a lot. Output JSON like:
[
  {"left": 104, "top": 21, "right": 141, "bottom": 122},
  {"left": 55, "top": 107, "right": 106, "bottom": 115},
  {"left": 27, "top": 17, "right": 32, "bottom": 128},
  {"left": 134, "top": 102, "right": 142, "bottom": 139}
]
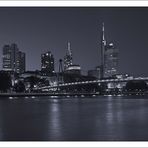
[{"left": 34, "top": 77, "right": 148, "bottom": 90}]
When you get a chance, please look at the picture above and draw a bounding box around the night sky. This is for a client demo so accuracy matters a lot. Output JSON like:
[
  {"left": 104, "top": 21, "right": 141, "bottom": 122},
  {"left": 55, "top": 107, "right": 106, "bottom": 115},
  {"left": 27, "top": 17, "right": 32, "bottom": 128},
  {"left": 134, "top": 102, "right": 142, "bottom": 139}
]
[{"left": 0, "top": 7, "right": 148, "bottom": 76}]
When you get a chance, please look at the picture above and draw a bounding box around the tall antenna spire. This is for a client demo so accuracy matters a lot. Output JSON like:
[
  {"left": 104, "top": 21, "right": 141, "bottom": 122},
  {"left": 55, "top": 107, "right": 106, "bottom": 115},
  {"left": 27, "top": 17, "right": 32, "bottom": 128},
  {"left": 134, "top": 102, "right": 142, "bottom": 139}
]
[
  {"left": 102, "top": 22, "right": 106, "bottom": 46},
  {"left": 100, "top": 22, "right": 106, "bottom": 79},
  {"left": 67, "top": 41, "right": 72, "bottom": 56},
  {"left": 102, "top": 22, "right": 105, "bottom": 40}
]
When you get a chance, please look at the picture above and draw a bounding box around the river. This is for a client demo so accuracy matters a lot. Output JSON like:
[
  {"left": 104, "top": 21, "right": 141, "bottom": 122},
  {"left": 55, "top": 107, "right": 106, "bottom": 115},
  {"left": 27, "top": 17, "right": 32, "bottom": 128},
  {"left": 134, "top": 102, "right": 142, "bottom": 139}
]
[{"left": 0, "top": 95, "right": 147, "bottom": 141}]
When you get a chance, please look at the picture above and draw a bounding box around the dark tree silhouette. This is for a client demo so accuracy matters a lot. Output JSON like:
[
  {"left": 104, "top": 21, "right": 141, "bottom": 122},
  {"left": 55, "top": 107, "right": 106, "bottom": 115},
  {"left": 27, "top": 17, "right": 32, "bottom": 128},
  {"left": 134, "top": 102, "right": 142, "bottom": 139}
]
[
  {"left": 14, "top": 81, "right": 25, "bottom": 92},
  {"left": 125, "top": 80, "right": 148, "bottom": 91},
  {"left": 0, "top": 71, "right": 11, "bottom": 92},
  {"left": 25, "top": 76, "right": 40, "bottom": 88},
  {"left": 24, "top": 76, "right": 48, "bottom": 92}
]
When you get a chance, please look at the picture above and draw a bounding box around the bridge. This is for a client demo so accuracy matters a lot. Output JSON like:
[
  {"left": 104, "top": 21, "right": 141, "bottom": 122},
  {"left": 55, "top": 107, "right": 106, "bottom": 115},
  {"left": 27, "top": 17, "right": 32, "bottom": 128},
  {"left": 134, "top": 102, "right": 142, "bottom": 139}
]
[{"left": 34, "top": 77, "right": 148, "bottom": 92}]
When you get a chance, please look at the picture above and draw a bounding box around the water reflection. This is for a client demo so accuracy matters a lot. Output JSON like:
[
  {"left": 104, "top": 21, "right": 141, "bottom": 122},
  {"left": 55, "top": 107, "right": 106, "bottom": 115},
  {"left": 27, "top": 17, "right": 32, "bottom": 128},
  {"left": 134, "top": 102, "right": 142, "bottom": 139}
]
[
  {"left": 0, "top": 96, "right": 147, "bottom": 140},
  {"left": 0, "top": 101, "right": 5, "bottom": 140},
  {"left": 0, "top": 98, "right": 52, "bottom": 140},
  {"left": 104, "top": 97, "right": 125, "bottom": 140},
  {"left": 48, "top": 100, "right": 62, "bottom": 140},
  {"left": 106, "top": 98, "right": 114, "bottom": 124}
]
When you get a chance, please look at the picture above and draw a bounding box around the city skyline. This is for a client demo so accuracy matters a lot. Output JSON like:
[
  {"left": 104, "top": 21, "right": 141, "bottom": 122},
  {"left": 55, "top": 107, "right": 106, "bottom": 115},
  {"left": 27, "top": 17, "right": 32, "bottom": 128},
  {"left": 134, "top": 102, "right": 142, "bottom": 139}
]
[
  {"left": 0, "top": 7, "right": 147, "bottom": 76},
  {"left": 0, "top": 5, "right": 148, "bottom": 142}
]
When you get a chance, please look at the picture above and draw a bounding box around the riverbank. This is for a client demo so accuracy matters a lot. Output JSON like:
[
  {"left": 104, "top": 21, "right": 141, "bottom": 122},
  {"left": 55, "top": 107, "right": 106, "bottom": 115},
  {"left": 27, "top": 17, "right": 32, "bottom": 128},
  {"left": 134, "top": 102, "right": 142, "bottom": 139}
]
[
  {"left": 0, "top": 92, "right": 100, "bottom": 98},
  {"left": 0, "top": 92, "right": 147, "bottom": 98}
]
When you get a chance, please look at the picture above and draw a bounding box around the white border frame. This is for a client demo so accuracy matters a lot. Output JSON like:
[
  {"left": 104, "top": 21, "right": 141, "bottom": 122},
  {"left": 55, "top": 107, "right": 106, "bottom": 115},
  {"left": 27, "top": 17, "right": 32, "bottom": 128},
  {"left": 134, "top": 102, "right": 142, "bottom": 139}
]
[
  {"left": 0, "top": 1, "right": 147, "bottom": 7},
  {"left": 0, "top": 142, "right": 148, "bottom": 147},
  {"left": 0, "top": 1, "right": 147, "bottom": 147}
]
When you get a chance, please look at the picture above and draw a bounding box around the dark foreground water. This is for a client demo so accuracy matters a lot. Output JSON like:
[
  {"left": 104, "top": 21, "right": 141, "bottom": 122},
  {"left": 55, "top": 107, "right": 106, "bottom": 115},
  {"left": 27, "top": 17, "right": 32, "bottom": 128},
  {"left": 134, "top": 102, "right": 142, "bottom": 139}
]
[{"left": 0, "top": 95, "right": 148, "bottom": 141}]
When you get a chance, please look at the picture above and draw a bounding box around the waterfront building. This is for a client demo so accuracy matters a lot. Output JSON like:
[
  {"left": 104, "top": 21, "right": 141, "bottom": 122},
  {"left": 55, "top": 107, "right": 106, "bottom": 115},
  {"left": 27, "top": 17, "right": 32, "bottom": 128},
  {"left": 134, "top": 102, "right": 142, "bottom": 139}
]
[
  {"left": 64, "top": 42, "right": 73, "bottom": 71},
  {"left": 17, "top": 51, "right": 26, "bottom": 74},
  {"left": 3, "top": 43, "right": 26, "bottom": 74},
  {"left": 65, "top": 64, "right": 81, "bottom": 75},
  {"left": 41, "top": 51, "right": 54, "bottom": 76},
  {"left": 3, "top": 45, "right": 12, "bottom": 71},
  {"left": 20, "top": 70, "right": 41, "bottom": 78},
  {"left": 100, "top": 23, "right": 106, "bottom": 79},
  {"left": 100, "top": 23, "right": 119, "bottom": 78},
  {"left": 88, "top": 66, "right": 101, "bottom": 79},
  {"left": 104, "top": 43, "right": 118, "bottom": 77}
]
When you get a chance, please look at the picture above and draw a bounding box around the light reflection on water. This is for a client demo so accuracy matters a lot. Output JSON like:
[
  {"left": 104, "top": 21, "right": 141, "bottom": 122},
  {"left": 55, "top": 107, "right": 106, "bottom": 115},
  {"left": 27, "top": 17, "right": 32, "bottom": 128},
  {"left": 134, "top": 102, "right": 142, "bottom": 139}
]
[
  {"left": 0, "top": 96, "right": 147, "bottom": 140},
  {"left": 48, "top": 102, "right": 62, "bottom": 140}
]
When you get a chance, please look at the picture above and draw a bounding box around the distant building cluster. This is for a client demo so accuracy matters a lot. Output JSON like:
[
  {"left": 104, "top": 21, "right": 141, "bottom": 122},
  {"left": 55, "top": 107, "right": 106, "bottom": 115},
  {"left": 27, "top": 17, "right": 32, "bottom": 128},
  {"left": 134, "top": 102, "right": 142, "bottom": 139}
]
[
  {"left": 0, "top": 24, "right": 146, "bottom": 95},
  {"left": 1, "top": 23, "right": 119, "bottom": 81}
]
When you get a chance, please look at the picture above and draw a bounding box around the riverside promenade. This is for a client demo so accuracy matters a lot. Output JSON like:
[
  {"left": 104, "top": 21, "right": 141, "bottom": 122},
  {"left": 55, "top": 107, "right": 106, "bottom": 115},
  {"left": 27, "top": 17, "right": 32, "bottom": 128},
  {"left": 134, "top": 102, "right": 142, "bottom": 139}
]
[{"left": 0, "top": 92, "right": 100, "bottom": 98}]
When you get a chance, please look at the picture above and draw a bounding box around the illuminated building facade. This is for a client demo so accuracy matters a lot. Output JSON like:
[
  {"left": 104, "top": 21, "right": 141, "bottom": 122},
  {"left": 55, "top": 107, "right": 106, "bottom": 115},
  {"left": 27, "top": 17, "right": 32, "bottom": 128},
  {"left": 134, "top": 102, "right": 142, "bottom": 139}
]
[
  {"left": 64, "top": 42, "right": 73, "bottom": 71},
  {"left": 65, "top": 64, "right": 81, "bottom": 75},
  {"left": 100, "top": 23, "right": 119, "bottom": 78},
  {"left": 100, "top": 23, "right": 106, "bottom": 79},
  {"left": 41, "top": 51, "right": 54, "bottom": 76},
  {"left": 3, "top": 43, "right": 26, "bottom": 74},
  {"left": 17, "top": 51, "right": 26, "bottom": 74},
  {"left": 104, "top": 43, "right": 118, "bottom": 77}
]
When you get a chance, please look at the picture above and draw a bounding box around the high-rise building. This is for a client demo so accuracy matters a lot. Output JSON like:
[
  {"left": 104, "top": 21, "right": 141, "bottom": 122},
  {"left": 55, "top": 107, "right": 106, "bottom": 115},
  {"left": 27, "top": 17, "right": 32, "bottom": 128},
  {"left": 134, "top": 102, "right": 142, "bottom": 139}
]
[
  {"left": 100, "top": 23, "right": 106, "bottom": 79},
  {"left": 41, "top": 51, "right": 54, "bottom": 76},
  {"left": 17, "top": 51, "right": 26, "bottom": 74},
  {"left": 3, "top": 45, "right": 12, "bottom": 71},
  {"left": 64, "top": 42, "right": 73, "bottom": 71},
  {"left": 104, "top": 43, "right": 118, "bottom": 77},
  {"left": 3, "top": 43, "right": 26, "bottom": 74},
  {"left": 100, "top": 23, "right": 119, "bottom": 78}
]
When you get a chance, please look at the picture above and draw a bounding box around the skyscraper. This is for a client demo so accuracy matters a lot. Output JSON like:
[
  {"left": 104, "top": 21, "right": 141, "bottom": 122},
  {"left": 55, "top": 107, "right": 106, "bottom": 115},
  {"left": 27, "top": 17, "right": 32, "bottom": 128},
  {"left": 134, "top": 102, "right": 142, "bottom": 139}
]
[
  {"left": 100, "top": 23, "right": 118, "bottom": 78},
  {"left": 41, "top": 51, "right": 54, "bottom": 76},
  {"left": 17, "top": 51, "right": 26, "bottom": 74},
  {"left": 3, "top": 43, "right": 26, "bottom": 74},
  {"left": 64, "top": 42, "right": 73, "bottom": 71},
  {"left": 3, "top": 45, "right": 12, "bottom": 71},
  {"left": 100, "top": 23, "right": 106, "bottom": 79},
  {"left": 104, "top": 43, "right": 118, "bottom": 77}
]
